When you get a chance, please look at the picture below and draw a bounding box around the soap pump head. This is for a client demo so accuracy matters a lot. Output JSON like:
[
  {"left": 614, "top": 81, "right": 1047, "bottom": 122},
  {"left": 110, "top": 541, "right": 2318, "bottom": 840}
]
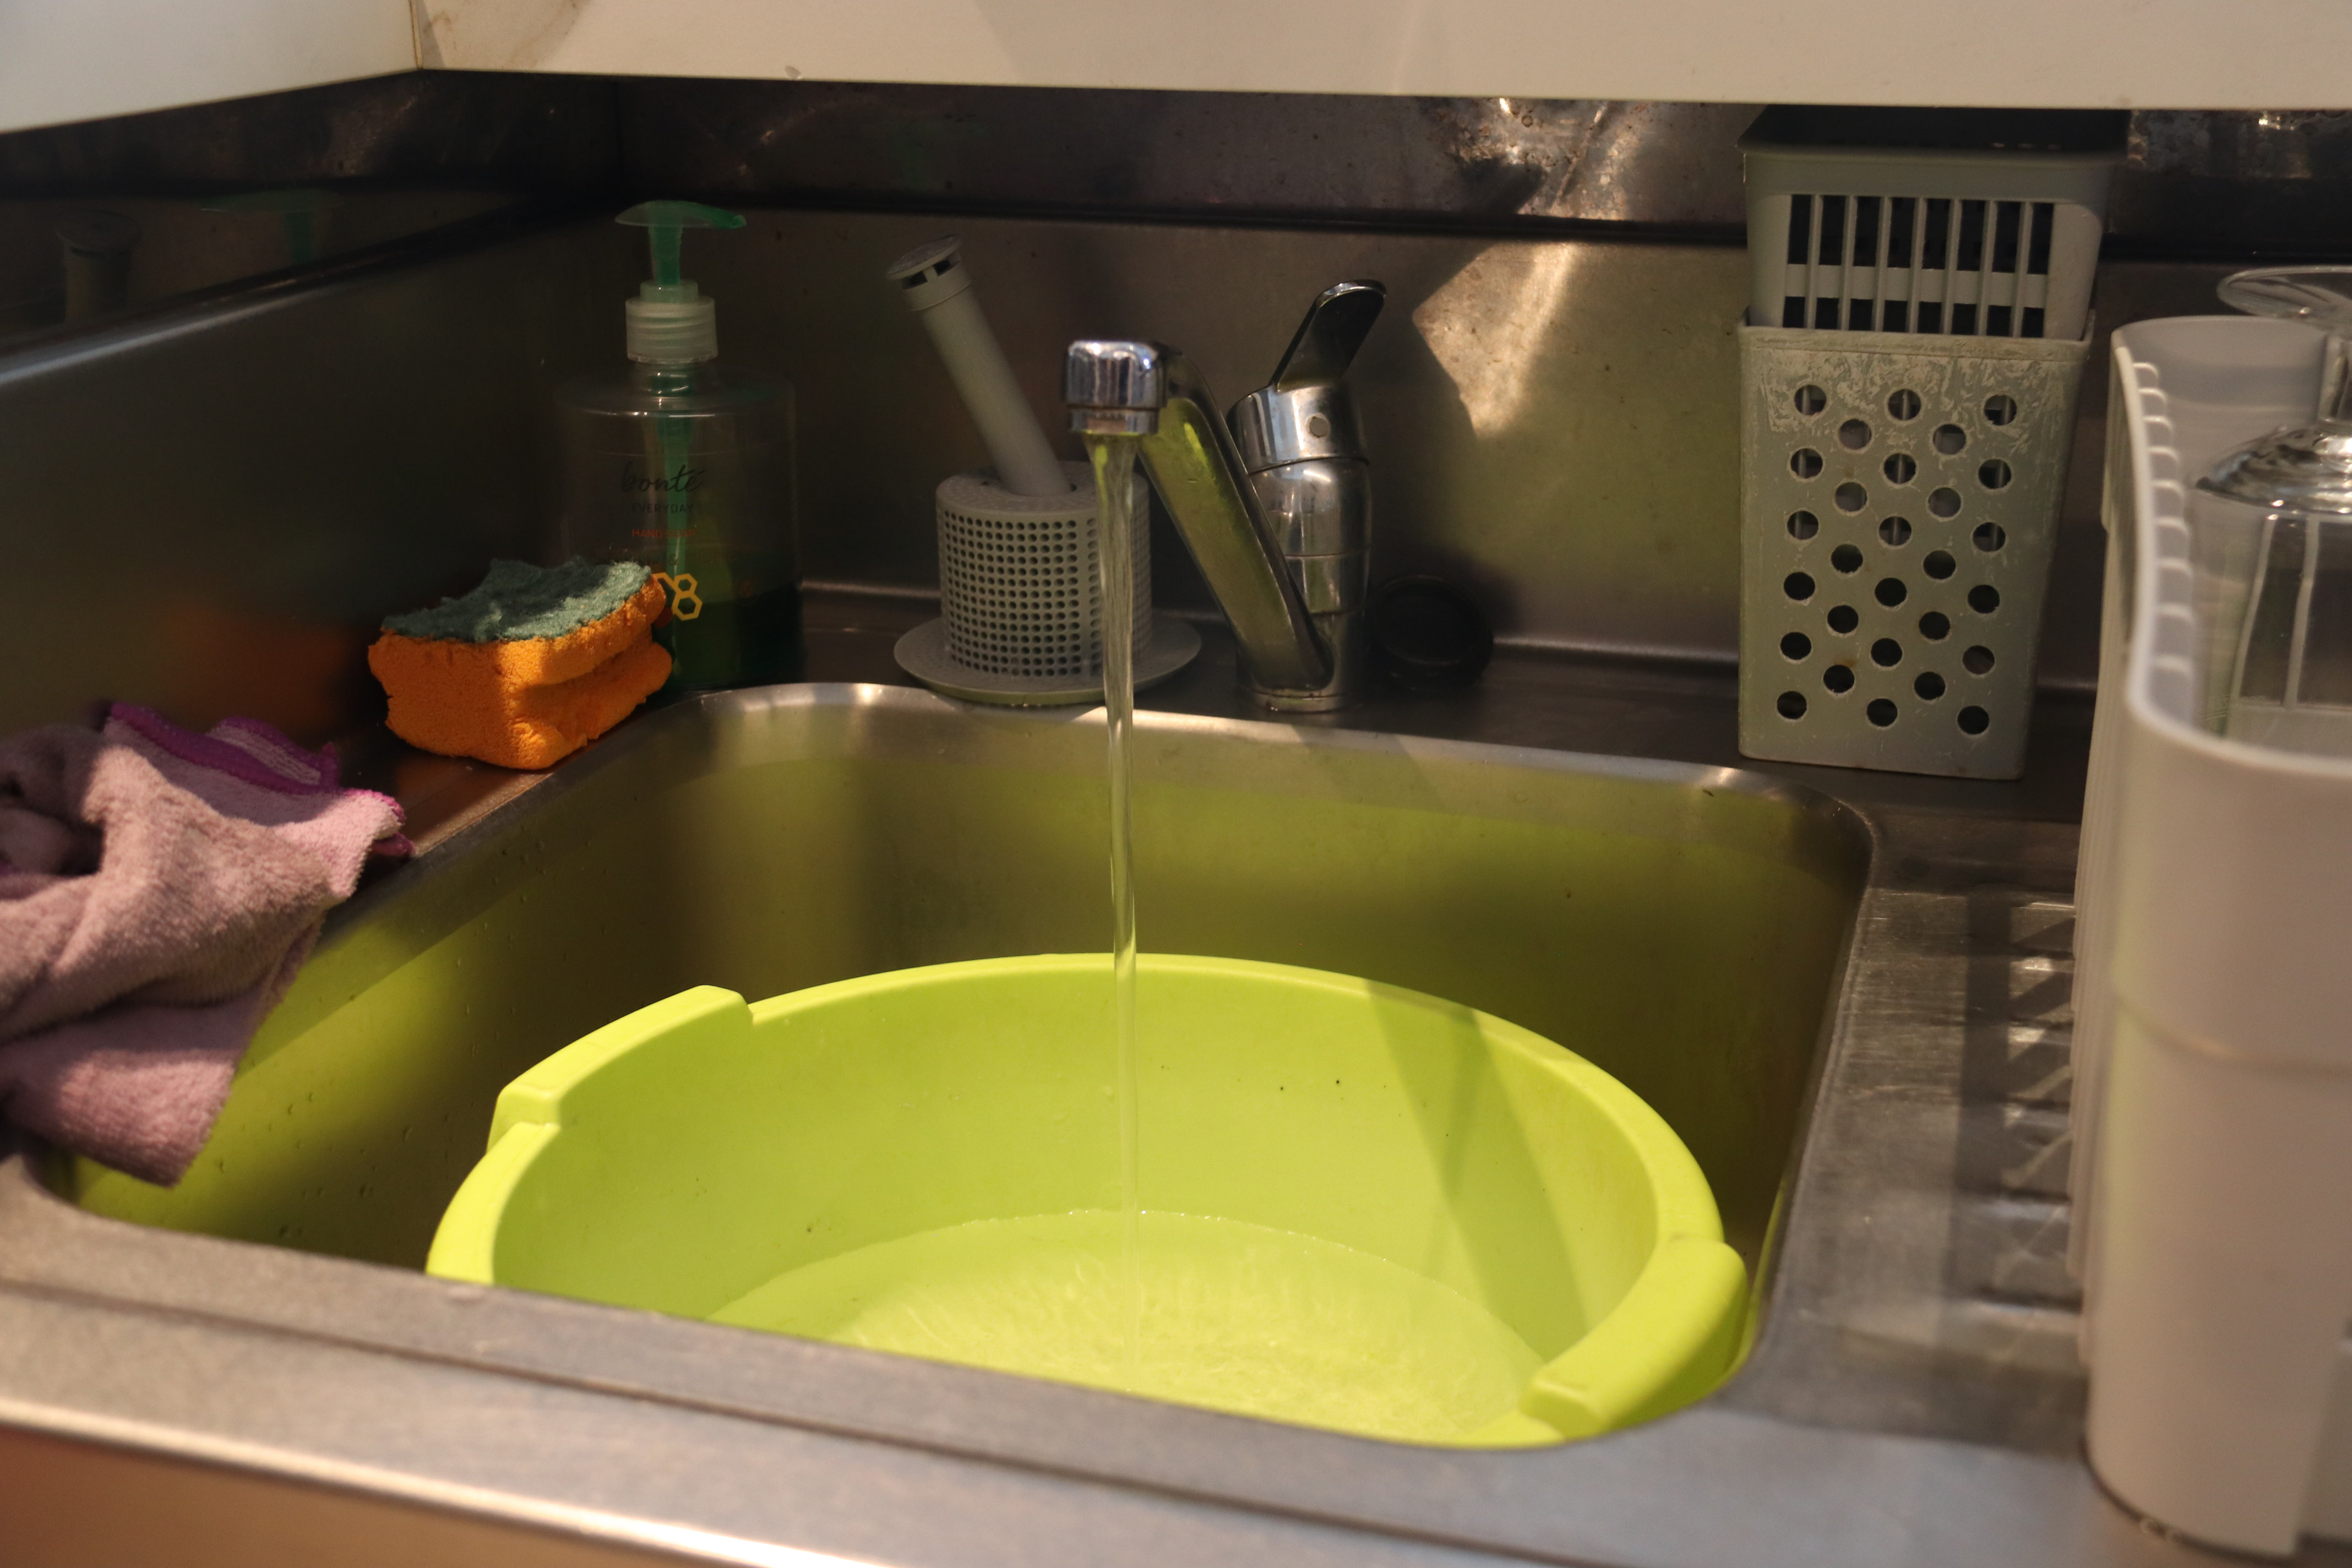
[{"left": 618, "top": 200, "right": 745, "bottom": 363}]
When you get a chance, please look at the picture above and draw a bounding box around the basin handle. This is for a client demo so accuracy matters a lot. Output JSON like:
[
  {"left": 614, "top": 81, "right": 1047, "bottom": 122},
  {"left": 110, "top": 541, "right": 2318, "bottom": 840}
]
[{"left": 1516, "top": 1234, "right": 1749, "bottom": 1441}]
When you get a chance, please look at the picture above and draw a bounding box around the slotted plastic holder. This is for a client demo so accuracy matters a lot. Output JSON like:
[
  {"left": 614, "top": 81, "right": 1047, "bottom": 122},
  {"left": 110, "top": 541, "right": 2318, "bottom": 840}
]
[
  {"left": 1739, "top": 327, "right": 2089, "bottom": 777},
  {"left": 1740, "top": 107, "right": 2124, "bottom": 344}
]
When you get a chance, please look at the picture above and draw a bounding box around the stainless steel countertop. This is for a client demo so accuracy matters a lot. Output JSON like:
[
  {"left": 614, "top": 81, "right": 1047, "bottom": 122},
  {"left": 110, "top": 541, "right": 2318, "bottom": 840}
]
[{"left": 0, "top": 590, "right": 2322, "bottom": 1567}]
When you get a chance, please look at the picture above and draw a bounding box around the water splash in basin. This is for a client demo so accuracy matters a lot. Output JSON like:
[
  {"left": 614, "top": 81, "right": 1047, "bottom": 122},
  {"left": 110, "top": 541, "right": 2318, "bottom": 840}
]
[{"left": 712, "top": 1208, "right": 1543, "bottom": 1442}]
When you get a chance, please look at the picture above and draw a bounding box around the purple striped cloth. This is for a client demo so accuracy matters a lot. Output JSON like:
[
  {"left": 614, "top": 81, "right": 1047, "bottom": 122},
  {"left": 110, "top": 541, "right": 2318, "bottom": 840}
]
[{"left": 0, "top": 704, "right": 406, "bottom": 1184}]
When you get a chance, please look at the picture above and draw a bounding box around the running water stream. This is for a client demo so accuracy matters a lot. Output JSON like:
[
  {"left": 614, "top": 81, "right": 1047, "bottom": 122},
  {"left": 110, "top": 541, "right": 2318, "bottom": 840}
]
[
  {"left": 694, "top": 345, "right": 1569, "bottom": 1445},
  {"left": 712, "top": 434, "right": 1552, "bottom": 1435},
  {"left": 1086, "top": 434, "right": 1145, "bottom": 1386}
]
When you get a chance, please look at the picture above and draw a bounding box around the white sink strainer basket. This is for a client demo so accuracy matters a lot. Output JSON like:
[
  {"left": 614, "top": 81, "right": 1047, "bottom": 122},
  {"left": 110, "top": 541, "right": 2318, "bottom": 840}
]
[
  {"left": 893, "top": 463, "right": 1199, "bottom": 706},
  {"left": 880, "top": 234, "right": 1197, "bottom": 707}
]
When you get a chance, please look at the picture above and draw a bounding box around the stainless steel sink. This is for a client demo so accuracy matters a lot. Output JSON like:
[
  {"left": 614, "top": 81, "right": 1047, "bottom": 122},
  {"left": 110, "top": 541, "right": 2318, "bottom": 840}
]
[
  {"left": 62, "top": 684, "right": 1860, "bottom": 1281},
  {"left": 0, "top": 650, "right": 2224, "bottom": 1568}
]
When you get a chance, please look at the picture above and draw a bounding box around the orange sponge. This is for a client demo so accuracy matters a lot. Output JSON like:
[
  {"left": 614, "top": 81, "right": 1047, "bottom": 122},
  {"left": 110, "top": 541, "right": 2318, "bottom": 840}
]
[{"left": 368, "top": 560, "right": 672, "bottom": 771}]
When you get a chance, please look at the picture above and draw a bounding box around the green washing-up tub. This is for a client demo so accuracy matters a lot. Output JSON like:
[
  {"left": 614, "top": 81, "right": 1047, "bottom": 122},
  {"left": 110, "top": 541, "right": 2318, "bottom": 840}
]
[{"left": 427, "top": 952, "right": 1747, "bottom": 1447}]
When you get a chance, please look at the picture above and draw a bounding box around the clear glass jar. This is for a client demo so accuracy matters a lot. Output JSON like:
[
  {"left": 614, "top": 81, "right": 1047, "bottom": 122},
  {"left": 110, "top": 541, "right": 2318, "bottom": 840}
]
[
  {"left": 558, "top": 361, "right": 802, "bottom": 690},
  {"left": 2193, "top": 267, "right": 2352, "bottom": 754},
  {"left": 2192, "top": 494, "right": 2352, "bottom": 753}
]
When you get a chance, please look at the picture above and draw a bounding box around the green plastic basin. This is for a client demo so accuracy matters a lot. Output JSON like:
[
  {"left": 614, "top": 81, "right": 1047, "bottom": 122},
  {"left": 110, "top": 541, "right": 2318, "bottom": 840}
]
[{"left": 427, "top": 952, "right": 1746, "bottom": 1447}]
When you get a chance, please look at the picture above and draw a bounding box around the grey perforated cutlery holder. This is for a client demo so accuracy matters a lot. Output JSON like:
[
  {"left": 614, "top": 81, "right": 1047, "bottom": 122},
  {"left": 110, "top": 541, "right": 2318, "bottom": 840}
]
[{"left": 1738, "top": 325, "right": 2088, "bottom": 778}]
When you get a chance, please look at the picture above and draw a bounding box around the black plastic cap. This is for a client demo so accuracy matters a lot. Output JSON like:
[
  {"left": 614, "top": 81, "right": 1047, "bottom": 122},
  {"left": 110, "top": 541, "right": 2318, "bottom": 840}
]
[{"left": 1368, "top": 575, "right": 1493, "bottom": 691}]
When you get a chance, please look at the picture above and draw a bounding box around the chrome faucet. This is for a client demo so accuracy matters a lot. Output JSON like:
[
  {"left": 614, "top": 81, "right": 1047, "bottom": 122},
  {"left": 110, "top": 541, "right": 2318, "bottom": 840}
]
[{"left": 1065, "top": 280, "right": 1384, "bottom": 712}]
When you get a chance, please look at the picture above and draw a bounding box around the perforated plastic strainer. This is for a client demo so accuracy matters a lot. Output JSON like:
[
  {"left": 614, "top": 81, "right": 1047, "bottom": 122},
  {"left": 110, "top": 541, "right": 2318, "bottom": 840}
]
[
  {"left": 939, "top": 466, "right": 1145, "bottom": 678},
  {"left": 1737, "top": 328, "right": 2088, "bottom": 778},
  {"left": 881, "top": 235, "right": 1197, "bottom": 706},
  {"left": 893, "top": 462, "right": 1200, "bottom": 706}
]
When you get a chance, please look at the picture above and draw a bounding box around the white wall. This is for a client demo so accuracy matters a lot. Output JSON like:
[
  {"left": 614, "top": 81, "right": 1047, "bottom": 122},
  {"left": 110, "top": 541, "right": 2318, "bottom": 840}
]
[
  {"left": 13, "top": 0, "right": 2351, "bottom": 135},
  {"left": 413, "top": 0, "right": 2352, "bottom": 108},
  {"left": 0, "top": 0, "right": 415, "bottom": 135}
]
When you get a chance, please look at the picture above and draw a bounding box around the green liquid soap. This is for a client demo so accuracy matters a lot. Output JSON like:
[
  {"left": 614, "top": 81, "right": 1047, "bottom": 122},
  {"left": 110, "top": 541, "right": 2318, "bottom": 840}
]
[{"left": 658, "top": 580, "right": 804, "bottom": 690}]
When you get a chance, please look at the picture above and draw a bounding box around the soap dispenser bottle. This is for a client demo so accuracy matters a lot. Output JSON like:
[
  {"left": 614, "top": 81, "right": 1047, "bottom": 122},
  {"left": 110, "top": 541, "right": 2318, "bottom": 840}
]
[{"left": 557, "top": 200, "right": 801, "bottom": 689}]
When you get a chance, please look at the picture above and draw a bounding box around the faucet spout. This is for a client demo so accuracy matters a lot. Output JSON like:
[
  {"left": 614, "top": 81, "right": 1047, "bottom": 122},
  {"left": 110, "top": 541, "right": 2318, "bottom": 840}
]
[{"left": 1065, "top": 340, "right": 1331, "bottom": 700}]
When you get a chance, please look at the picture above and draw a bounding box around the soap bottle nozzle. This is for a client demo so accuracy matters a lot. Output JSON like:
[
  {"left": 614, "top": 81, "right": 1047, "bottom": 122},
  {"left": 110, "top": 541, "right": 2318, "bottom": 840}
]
[{"left": 617, "top": 200, "right": 745, "bottom": 364}]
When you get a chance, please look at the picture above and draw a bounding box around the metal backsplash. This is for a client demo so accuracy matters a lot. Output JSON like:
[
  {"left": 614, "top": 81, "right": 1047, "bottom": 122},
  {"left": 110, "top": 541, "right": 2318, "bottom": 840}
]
[
  {"left": 0, "top": 190, "right": 520, "bottom": 337},
  {"left": 0, "top": 71, "right": 2329, "bottom": 743},
  {"left": 619, "top": 83, "right": 1758, "bottom": 232},
  {"left": 613, "top": 81, "right": 2352, "bottom": 255},
  {"left": 0, "top": 202, "right": 2231, "bottom": 744},
  {"left": 13, "top": 75, "right": 2352, "bottom": 253},
  {"left": 0, "top": 209, "right": 1751, "bottom": 740},
  {"left": 6, "top": 73, "right": 2349, "bottom": 346},
  {"left": 0, "top": 75, "right": 618, "bottom": 346},
  {"left": 0, "top": 213, "right": 622, "bottom": 741},
  {"left": 710, "top": 209, "right": 1750, "bottom": 656}
]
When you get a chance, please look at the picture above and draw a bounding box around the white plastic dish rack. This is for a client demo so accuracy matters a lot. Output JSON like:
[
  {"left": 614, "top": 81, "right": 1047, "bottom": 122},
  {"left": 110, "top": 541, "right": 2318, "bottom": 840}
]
[{"left": 2072, "top": 314, "right": 2352, "bottom": 1557}]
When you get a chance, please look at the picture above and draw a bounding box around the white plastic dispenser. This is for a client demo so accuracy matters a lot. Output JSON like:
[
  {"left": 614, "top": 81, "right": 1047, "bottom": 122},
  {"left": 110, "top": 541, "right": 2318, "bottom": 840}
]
[
  {"left": 2076, "top": 310, "right": 2352, "bottom": 1556},
  {"left": 882, "top": 235, "right": 1197, "bottom": 705},
  {"left": 888, "top": 236, "right": 1068, "bottom": 500}
]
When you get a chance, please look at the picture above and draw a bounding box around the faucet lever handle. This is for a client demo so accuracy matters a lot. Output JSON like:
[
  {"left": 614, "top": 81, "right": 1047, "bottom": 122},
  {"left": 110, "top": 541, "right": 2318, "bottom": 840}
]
[{"left": 1268, "top": 280, "right": 1385, "bottom": 391}]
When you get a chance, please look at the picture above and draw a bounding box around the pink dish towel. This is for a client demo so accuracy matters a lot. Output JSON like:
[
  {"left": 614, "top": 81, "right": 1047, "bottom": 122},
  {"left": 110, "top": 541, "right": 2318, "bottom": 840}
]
[{"left": 0, "top": 704, "right": 407, "bottom": 1185}]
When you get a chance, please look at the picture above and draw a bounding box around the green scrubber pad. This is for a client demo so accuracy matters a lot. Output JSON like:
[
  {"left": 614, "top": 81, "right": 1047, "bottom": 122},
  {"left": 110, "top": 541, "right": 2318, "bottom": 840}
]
[{"left": 384, "top": 558, "right": 655, "bottom": 644}]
